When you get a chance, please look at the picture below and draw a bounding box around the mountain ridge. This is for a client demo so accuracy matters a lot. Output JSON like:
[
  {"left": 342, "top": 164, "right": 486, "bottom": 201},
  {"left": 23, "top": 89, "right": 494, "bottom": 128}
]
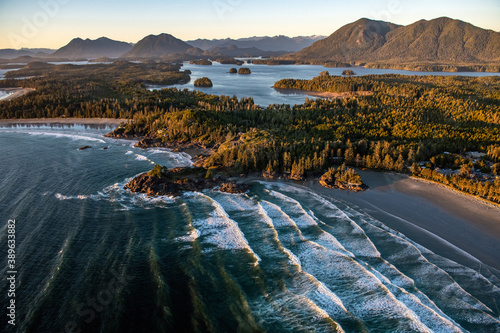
[
  {"left": 51, "top": 37, "right": 133, "bottom": 59},
  {"left": 188, "top": 35, "right": 326, "bottom": 52},
  {"left": 281, "top": 17, "right": 500, "bottom": 67},
  {"left": 122, "top": 33, "right": 194, "bottom": 58}
]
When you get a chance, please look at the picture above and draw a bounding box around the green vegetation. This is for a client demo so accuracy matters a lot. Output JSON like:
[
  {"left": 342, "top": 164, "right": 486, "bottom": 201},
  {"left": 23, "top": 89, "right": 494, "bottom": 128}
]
[
  {"left": 324, "top": 62, "right": 351, "bottom": 68},
  {"left": 279, "top": 17, "right": 500, "bottom": 72},
  {"left": 342, "top": 69, "right": 356, "bottom": 76},
  {"left": 217, "top": 58, "right": 244, "bottom": 66},
  {"left": 274, "top": 75, "right": 373, "bottom": 93},
  {"left": 0, "top": 61, "right": 193, "bottom": 119},
  {"left": 238, "top": 68, "right": 251, "bottom": 74},
  {"left": 365, "top": 63, "right": 500, "bottom": 73},
  {"left": 114, "top": 74, "right": 500, "bottom": 203},
  {"left": 190, "top": 59, "right": 212, "bottom": 66},
  {"left": 194, "top": 77, "right": 213, "bottom": 87},
  {"left": 319, "top": 165, "right": 364, "bottom": 190},
  {"left": 2, "top": 62, "right": 500, "bottom": 202}
]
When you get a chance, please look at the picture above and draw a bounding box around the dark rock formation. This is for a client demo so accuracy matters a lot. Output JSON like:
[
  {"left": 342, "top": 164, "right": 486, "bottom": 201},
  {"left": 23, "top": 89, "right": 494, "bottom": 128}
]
[
  {"left": 124, "top": 167, "right": 249, "bottom": 197},
  {"left": 319, "top": 172, "right": 366, "bottom": 191},
  {"left": 238, "top": 68, "right": 251, "bottom": 74},
  {"left": 190, "top": 59, "right": 213, "bottom": 65},
  {"left": 194, "top": 77, "right": 213, "bottom": 87}
]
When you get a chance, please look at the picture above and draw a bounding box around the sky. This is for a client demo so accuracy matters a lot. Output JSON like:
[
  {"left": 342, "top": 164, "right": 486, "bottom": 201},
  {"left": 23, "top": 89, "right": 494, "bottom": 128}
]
[{"left": 0, "top": 0, "right": 499, "bottom": 49}]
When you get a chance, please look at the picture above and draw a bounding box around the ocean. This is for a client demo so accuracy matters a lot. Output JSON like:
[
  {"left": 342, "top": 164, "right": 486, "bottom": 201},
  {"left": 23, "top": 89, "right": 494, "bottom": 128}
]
[{"left": 0, "top": 124, "right": 499, "bottom": 333}]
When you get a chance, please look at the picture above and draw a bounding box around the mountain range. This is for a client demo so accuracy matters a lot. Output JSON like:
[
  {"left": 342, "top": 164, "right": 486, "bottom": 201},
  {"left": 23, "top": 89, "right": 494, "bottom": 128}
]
[
  {"left": 0, "top": 48, "right": 55, "bottom": 59},
  {"left": 51, "top": 37, "right": 133, "bottom": 58},
  {"left": 187, "top": 35, "right": 325, "bottom": 52},
  {"left": 0, "top": 17, "right": 498, "bottom": 70},
  {"left": 282, "top": 17, "right": 500, "bottom": 66},
  {"left": 122, "top": 34, "right": 193, "bottom": 58}
]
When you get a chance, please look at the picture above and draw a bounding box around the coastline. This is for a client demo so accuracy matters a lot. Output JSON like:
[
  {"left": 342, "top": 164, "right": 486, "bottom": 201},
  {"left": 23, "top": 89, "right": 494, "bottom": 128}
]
[
  {"left": 0, "top": 88, "right": 35, "bottom": 102},
  {"left": 127, "top": 135, "right": 500, "bottom": 274},
  {"left": 304, "top": 170, "right": 500, "bottom": 273},
  {"left": 0, "top": 117, "right": 127, "bottom": 126},
  {"left": 273, "top": 87, "right": 373, "bottom": 99}
]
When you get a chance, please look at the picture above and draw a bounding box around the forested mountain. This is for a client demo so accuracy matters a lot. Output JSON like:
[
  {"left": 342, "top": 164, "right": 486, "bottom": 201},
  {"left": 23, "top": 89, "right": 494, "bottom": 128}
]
[
  {"left": 188, "top": 35, "right": 325, "bottom": 52},
  {"left": 122, "top": 34, "right": 193, "bottom": 58},
  {"left": 283, "top": 17, "right": 500, "bottom": 67},
  {"left": 51, "top": 37, "right": 133, "bottom": 59}
]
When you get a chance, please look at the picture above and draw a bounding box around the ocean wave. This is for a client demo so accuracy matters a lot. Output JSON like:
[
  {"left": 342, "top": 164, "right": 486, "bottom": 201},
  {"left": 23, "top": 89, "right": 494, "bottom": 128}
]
[
  {"left": 24, "top": 131, "right": 107, "bottom": 143},
  {"left": 185, "top": 193, "right": 261, "bottom": 263}
]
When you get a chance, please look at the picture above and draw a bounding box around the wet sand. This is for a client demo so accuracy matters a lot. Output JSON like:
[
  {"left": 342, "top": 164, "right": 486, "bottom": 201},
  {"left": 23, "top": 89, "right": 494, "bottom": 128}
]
[{"left": 305, "top": 170, "right": 500, "bottom": 273}]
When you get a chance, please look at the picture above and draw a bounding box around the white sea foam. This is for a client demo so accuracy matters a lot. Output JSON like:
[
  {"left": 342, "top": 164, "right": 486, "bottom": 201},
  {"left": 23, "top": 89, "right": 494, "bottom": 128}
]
[
  {"left": 25, "top": 131, "right": 106, "bottom": 143},
  {"left": 266, "top": 190, "right": 318, "bottom": 228},
  {"left": 186, "top": 193, "right": 261, "bottom": 263},
  {"left": 55, "top": 193, "right": 100, "bottom": 201},
  {"left": 134, "top": 154, "right": 149, "bottom": 161},
  {"left": 175, "top": 229, "right": 199, "bottom": 243}
]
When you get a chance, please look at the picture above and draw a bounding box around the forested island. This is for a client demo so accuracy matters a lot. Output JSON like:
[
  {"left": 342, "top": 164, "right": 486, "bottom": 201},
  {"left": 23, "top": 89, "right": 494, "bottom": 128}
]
[{"left": 1, "top": 61, "right": 500, "bottom": 202}]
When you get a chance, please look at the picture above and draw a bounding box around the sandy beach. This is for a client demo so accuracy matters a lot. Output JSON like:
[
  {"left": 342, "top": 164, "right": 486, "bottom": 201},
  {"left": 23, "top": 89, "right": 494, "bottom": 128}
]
[
  {"left": 0, "top": 117, "right": 127, "bottom": 126},
  {"left": 304, "top": 170, "right": 500, "bottom": 273},
  {"left": 0, "top": 88, "right": 35, "bottom": 102}
]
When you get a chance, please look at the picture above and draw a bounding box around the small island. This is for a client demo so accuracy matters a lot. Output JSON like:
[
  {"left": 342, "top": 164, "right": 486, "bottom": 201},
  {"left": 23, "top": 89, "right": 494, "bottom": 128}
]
[
  {"left": 217, "top": 58, "right": 244, "bottom": 65},
  {"left": 319, "top": 165, "right": 366, "bottom": 191},
  {"left": 238, "top": 68, "right": 251, "bottom": 74},
  {"left": 229, "top": 68, "right": 237, "bottom": 74},
  {"left": 194, "top": 77, "right": 213, "bottom": 87},
  {"left": 190, "top": 59, "right": 213, "bottom": 66},
  {"left": 342, "top": 69, "right": 356, "bottom": 76}
]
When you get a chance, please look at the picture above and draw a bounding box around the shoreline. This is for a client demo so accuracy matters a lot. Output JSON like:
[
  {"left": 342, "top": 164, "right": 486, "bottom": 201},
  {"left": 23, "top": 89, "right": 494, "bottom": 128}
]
[
  {"left": 128, "top": 136, "right": 500, "bottom": 273},
  {"left": 0, "top": 117, "right": 127, "bottom": 126},
  {"left": 304, "top": 170, "right": 500, "bottom": 273},
  {"left": 273, "top": 87, "right": 373, "bottom": 99},
  {"left": 0, "top": 88, "right": 35, "bottom": 102}
]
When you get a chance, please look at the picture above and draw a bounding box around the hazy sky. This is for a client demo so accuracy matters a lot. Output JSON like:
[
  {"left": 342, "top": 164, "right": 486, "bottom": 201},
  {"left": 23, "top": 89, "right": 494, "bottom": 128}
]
[{"left": 0, "top": 0, "right": 499, "bottom": 49}]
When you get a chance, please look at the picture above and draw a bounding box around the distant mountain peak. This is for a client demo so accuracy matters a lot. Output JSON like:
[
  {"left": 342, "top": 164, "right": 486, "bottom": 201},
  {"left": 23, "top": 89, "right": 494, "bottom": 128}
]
[
  {"left": 52, "top": 37, "right": 133, "bottom": 59},
  {"left": 122, "top": 33, "right": 192, "bottom": 58},
  {"left": 282, "top": 17, "right": 500, "bottom": 65},
  {"left": 188, "top": 35, "right": 326, "bottom": 52}
]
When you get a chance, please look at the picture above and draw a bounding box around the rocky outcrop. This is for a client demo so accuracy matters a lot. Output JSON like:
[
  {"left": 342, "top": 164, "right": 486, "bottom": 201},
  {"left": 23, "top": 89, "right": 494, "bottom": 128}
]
[
  {"left": 103, "top": 127, "right": 139, "bottom": 139},
  {"left": 124, "top": 167, "right": 249, "bottom": 197},
  {"left": 319, "top": 173, "right": 366, "bottom": 192},
  {"left": 238, "top": 68, "right": 251, "bottom": 74},
  {"left": 219, "top": 182, "right": 249, "bottom": 194}
]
